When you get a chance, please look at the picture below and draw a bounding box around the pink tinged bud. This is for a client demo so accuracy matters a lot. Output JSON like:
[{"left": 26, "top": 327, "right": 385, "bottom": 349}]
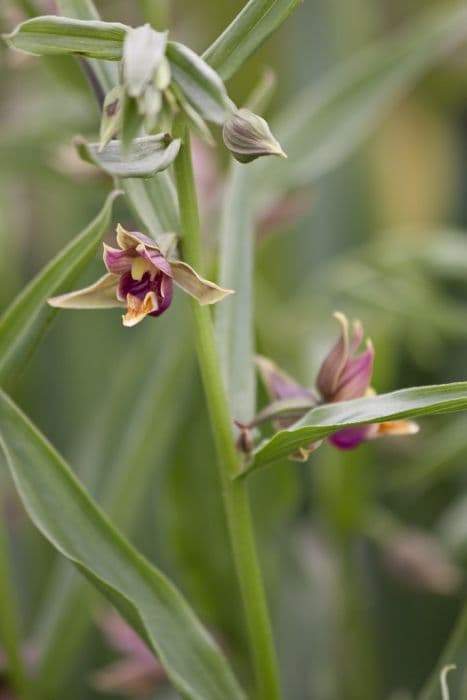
[
  {"left": 48, "top": 224, "right": 233, "bottom": 326},
  {"left": 222, "top": 108, "right": 286, "bottom": 163},
  {"left": 316, "top": 312, "right": 374, "bottom": 403}
]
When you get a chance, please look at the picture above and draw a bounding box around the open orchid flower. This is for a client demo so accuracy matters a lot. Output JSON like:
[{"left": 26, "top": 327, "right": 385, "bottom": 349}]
[
  {"left": 48, "top": 224, "right": 233, "bottom": 327},
  {"left": 250, "top": 312, "right": 418, "bottom": 460}
]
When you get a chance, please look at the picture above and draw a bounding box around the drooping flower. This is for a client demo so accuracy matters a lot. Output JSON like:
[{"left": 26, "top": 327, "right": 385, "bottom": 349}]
[
  {"left": 250, "top": 312, "right": 418, "bottom": 459},
  {"left": 48, "top": 224, "right": 233, "bottom": 327}
]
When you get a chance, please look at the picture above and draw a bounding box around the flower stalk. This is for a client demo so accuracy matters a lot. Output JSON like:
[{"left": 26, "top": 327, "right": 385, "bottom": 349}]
[{"left": 173, "top": 122, "right": 282, "bottom": 700}]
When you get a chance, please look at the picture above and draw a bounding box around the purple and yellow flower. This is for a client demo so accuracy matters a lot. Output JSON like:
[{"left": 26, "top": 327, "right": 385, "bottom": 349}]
[
  {"left": 254, "top": 312, "right": 418, "bottom": 459},
  {"left": 48, "top": 224, "right": 233, "bottom": 327}
]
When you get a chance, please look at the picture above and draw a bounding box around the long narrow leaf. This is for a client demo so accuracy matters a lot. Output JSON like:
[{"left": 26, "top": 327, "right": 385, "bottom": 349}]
[
  {"left": 216, "top": 164, "right": 255, "bottom": 421},
  {"left": 57, "top": 0, "right": 117, "bottom": 92},
  {"left": 121, "top": 176, "right": 180, "bottom": 234},
  {"left": 245, "top": 383, "right": 467, "bottom": 473},
  {"left": 0, "top": 390, "right": 245, "bottom": 700},
  {"left": 4, "top": 15, "right": 128, "bottom": 60},
  {"left": 167, "top": 42, "right": 230, "bottom": 124},
  {"left": 0, "top": 191, "right": 119, "bottom": 384},
  {"left": 34, "top": 312, "right": 194, "bottom": 696},
  {"left": 203, "top": 0, "right": 302, "bottom": 81}
]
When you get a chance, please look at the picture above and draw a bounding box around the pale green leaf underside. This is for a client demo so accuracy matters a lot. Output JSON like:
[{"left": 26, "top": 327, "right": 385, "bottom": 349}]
[
  {"left": 245, "top": 383, "right": 467, "bottom": 474},
  {"left": 0, "top": 191, "right": 118, "bottom": 384},
  {"left": 78, "top": 134, "right": 181, "bottom": 178},
  {"left": 202, "top": 0, "right": 302, "bottom": 81},
  {"left": 4, "top": 15, "right": 127, "bottom": 59},
  {"left": 216, "top": 164, "right": 255, "bottom": 422},
  {"left": 0, "top": 390, "right": 245, "bottom": 700},
  {"left": 166, "top": 42, "right": 230, "bottom": 124}
]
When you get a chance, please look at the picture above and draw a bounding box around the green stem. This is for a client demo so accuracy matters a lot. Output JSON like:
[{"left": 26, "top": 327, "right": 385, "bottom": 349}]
[
  {"left": 0, "top": 507, "right": 31, "bottom": 699},
  {"left": 173, "top": 124, "right": 282, "bottom": 700}
]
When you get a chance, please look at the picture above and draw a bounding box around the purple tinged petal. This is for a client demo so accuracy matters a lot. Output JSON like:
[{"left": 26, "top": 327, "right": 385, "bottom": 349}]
[
  {"left": 349, "top": 319, "right": 363, "bottom": 356},
  {"left": 103, "top": 244, "right": 134, "bottom": 274},
  {"left": 316, "top": 312, "right": 350, "bottom": 401},
  {"left": 116, "top": 223, "right": 160, "bottom": 251},
  {"left": 140, "top": 247, "right": 173, "bottom": 277},
  {"left": 333, "top": 340, "right": 374, "bottom": 402},
  {"left": 256, "top": 355, "right": 316, "bottom": 402},
  {"left": 329, "top": 424, "right": 377, "bottom": 450}
]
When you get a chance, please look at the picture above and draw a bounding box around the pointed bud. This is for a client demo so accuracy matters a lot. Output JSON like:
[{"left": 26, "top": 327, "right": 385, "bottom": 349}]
[{"left": 222, "top": 108, "right": 286, "bottom": 163}]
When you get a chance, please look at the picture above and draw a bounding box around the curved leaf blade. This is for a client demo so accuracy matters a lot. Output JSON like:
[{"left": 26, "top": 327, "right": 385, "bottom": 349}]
[
  {"left": 167, "top": 42, "right": 230, "bottom": 124},
  {"left": 216, "top": 163, "right": 255, "bottom": 422},
  {"left": 0, "top": 191, "right": 119, "bottom": 384},
  {"left": 77, "top": 134, "right": 181, "bottom": 178},
  {"left": 245, "top": 383, "right": 467, "bottom": 473},
  {"left": 4, "top": 15, "right": 128, "bottom": 60},
  {"left": 121, "top": 176, "right": 180, "bottom": 234},
  {"left": 0, "top": 390, "right": 246, "bottom": 700},
  {"left": 203, "top": 0, "right": 302, "bottom": 81}
]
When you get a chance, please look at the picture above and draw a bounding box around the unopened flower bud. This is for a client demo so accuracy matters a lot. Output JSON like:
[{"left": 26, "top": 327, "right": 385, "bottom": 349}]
[{"left": 223, "top": 108, "right": 286, "bottom": 163}]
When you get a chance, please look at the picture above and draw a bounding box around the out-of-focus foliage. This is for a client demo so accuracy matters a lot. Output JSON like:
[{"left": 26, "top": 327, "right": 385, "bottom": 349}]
[{"left": 3, "top": 0, "right": 467, "bottom": 699}]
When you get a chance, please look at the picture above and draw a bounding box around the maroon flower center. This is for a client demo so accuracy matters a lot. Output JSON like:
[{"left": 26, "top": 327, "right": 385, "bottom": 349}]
[{"left": 118, "top": 271, "right": 173, "bottom": 317}]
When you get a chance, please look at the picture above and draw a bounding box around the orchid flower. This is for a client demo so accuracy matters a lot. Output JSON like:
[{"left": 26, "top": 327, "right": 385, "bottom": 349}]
[
  {"left": 252, "top": 312, "right": 418, "bottom": 460},
  {"left": 48, "top": 224, "right": 233, "bottom": 327}
]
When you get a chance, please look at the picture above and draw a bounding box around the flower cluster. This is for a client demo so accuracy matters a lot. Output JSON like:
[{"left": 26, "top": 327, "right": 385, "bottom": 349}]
[
  {"left": 48, "top": 225, "right": 233, "bottom": 327},
  {"left": 253, "top": 312, "right": 418, "bottom": 460}
]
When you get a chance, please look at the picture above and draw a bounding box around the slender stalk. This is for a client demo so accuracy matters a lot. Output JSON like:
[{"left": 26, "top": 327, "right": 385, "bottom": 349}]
[
  {"left": 418, "top": 603, "right": 467, "bottom": 700},
  {"left": 173, "top": 123, "right": 282, "bottom": 700},
  {"left": 0, "top": 508, "right": 31, "bottom": 699}
]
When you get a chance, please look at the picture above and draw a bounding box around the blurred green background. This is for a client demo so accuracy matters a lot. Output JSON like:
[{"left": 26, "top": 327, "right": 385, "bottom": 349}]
[{"left": 3, "top": 0, "right": 467, "bottom": 698}]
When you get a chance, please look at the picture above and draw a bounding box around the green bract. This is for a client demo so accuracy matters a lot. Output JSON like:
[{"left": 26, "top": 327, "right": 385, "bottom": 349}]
[{"left": 77, "top": 133, "right": 181, "bottom": 178}]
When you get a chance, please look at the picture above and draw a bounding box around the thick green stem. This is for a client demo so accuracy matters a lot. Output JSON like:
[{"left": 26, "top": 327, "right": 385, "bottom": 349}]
[
  {"left": 173, "top": 124, "right": 282, "bottom": 700},
  {"left": 0, "top": 509, "right": 31, "bottom": 699}
]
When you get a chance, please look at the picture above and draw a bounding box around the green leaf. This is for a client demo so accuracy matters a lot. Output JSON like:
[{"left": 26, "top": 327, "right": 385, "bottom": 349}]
[
  {"left": 216, "top": 164, "right": 255, "bottom": 421},
  {"left": 77, "top": 134, "right": 181, "bottom": 178},
  {"left": 203, "top": 0, "right": 302, "bottom": 81},
  {"left": 256, "top": 2, "right": 467, "bottom": 194},
  {"left": 120, "top": 176, "right": 180, "bottom": 234},
  {"left": 4, "top": 15, "right": 128, "bottom": 60},
  {"left": 99, "top": 85, "right": 123, "bottom": 150},
  {"left": 167, "top": 41, "right": 230, "bottom": 124},
  {"left": 0, "top": 390, "right": 246, "bottom": 700},
  {"left": 0, "top": 191, "right": 119, "bottom": 385},
  {"left": 123, "top": 24, "right": 167, "bottom": 97},
  {"left": 33, "top": 311, "right": 194, "bottom": 696},
  {"left": 56, "top": 0, "right": 118, "bottom": 91},
  {"left": 244, "top": 383, "right": 467, "bottom": 474}
]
